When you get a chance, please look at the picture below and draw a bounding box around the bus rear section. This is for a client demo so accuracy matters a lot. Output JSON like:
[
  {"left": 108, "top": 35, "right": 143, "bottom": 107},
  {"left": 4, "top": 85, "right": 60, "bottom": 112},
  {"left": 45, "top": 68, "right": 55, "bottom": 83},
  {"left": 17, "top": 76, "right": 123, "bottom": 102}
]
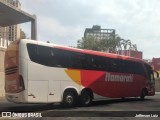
[{"left": 5, "top": 40, "right": 25, "bottom": 103}]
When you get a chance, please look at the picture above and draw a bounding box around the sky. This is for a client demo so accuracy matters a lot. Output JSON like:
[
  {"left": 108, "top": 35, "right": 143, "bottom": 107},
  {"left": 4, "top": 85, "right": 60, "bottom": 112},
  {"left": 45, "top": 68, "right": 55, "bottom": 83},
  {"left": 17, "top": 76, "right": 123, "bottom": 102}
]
[{"left": 20, "top": 0, "right": 160, "bottom": 59}]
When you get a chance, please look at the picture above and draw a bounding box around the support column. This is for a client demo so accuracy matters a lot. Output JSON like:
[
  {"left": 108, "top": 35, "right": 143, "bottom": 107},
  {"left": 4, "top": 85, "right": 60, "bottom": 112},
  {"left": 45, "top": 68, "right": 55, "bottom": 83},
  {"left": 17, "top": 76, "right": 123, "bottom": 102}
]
[{"left": 31, "top": 15, "right": 37, "bottom": 40}]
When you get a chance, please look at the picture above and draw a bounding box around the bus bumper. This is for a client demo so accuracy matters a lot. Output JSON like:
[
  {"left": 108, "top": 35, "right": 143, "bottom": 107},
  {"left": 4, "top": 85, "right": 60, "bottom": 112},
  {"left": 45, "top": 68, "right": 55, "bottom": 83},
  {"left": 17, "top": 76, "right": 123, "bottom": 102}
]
[
  {"left": 5, "top": 91, "right": 27, "bottom": 103},
  {"left": 147, "top": 89, "right": 155, "bottom": 96}
]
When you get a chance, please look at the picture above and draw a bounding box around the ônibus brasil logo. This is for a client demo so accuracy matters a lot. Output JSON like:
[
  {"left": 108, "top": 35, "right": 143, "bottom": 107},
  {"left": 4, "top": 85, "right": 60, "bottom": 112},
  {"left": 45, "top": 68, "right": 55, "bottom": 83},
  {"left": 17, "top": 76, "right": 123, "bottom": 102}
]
[{"left": 105, "top": 73, "right": 133, "bottom": 82}]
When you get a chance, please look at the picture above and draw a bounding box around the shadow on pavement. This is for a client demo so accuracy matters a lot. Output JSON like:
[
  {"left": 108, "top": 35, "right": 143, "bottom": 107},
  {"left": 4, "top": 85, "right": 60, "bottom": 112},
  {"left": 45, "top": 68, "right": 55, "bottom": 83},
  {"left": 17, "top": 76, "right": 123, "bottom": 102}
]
[
  {"left": 91, "top": 97, "right": 151, "bottom": 107},
  {"left": 0, "top": 97, "right": 152, "bottom": 113}
]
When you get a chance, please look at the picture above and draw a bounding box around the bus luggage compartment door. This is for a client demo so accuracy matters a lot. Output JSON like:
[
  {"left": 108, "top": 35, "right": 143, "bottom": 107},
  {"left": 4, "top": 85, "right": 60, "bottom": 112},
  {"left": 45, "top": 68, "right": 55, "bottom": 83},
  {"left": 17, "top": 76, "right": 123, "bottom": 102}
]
[
  {"left": 28, "top": 80, "right": 48, "bottom": 103},
  {"left": 48, "top": 81, "right": 61, "bottom": 103}
]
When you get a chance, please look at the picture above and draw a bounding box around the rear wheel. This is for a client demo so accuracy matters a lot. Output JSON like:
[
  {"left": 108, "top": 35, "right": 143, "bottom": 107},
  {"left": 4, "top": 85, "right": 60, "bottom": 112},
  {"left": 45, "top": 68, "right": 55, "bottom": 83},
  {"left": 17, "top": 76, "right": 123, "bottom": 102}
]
[
  {"left": 80, "top": 91, "right": 92, "bottom": 106},
  {"left": 121, "top": 97, "right": 125, "bottom": 100}
]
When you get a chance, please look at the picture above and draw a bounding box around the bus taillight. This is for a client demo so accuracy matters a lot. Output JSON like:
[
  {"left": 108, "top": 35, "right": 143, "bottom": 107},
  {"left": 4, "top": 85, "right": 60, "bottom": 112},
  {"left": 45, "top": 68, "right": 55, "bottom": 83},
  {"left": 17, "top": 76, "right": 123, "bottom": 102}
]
[{"left": 18, "top": 75, "right": 25, "bottom": 92}]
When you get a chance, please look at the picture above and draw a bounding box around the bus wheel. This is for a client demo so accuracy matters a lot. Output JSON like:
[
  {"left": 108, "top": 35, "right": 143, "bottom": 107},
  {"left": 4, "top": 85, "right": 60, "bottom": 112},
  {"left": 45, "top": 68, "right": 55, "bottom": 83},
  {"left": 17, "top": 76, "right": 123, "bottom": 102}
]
[
  {"left": 80, "top": 91, "right": 92, "bottom": 106},
  {"left": 63, "top": 91, "right": 76, "bottom": 107},
  {"left": 121, "top": 97, "right": 125, "bottom": 100},
  {"left": 140, "top": 89, "right": 146, "bottom": 100}
]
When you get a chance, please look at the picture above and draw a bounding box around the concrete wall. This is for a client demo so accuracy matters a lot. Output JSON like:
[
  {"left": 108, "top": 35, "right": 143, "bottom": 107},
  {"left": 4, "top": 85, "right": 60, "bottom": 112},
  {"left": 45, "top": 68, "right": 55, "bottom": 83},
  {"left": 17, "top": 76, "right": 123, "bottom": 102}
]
[{"left": 0, "top": 48, "right": 5, "bottom": 97}]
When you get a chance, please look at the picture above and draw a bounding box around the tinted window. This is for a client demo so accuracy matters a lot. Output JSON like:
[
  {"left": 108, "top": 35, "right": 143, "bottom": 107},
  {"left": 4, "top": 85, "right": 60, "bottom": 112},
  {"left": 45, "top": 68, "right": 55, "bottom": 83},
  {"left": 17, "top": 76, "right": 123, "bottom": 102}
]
[
  {"left": 69, "top": 52, "right": 83, "bottom": 69},
  {"left": 91, "top": 55, "right": 106, "bottom": 71},
  {"left": 122, "top": 60, "right": 145, "bottom": 76},
  {"left": 82, "top": 54, "right": 94, "bottom": 70},
  {"left": 37, "top": 45, "right": 53, "bottom": 66},
  {"left": 144, "top": 63, "right": 152, "bottom": 79},
  {"left": 27, "top": 44, "right": 70, "bottom": 68},
  {"left": 134, "top": 62, "right": 145, "bottom": 76},
  {"left": 53, "top": 49, "right": 70, "bottom": 68},
  {"left": 27, "top": 44, "right": 39, "bottom": 63},
  {"left": 27, "top": 43, "right": 145, "bottom": 76},
  {"left": 123, "top": 60, "right": 134, "bottom": 73}
]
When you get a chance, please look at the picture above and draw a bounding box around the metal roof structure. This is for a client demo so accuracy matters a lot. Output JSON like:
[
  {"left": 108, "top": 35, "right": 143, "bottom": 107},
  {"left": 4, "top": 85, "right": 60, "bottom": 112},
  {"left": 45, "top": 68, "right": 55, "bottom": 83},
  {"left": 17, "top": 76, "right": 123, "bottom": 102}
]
[{"left": 0, "top": 0, "right": 37, "bottom": 40}]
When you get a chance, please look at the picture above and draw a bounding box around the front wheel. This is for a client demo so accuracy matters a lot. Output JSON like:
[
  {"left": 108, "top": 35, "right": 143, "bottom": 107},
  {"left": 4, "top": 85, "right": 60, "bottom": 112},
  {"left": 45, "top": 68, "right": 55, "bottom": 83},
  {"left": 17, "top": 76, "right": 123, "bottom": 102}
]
[
  {"left": 80, "top": 91, "right": 92, "bottom": 106},
  {"left": 140, "top": 89, "right": 146, "bottom": 100},
  {"left": 62, "top": 91, "right": 76, "bottom": 107}
]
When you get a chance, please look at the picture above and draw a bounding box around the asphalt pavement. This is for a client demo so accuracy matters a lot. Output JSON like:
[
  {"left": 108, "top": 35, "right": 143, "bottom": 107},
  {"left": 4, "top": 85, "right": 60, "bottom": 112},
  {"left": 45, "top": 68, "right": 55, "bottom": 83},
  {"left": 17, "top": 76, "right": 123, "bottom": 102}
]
[{"left": 0, "top": 93, "right": 160, "bottom": 120}]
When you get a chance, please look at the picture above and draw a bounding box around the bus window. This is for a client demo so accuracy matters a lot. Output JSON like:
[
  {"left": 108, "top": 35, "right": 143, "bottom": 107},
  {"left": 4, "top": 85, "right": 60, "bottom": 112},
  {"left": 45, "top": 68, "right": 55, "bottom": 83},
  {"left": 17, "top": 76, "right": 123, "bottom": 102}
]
[
  {"left": 27, "top": 44, "right": 39, "bottom": 63},
  {"left": 105, "top": 58, "right": 112, "bottom": 72},
  {"left": 80, "top": 54, "right": 92, "bottom": 70},
  {"left": 52, "top": 48, "right": 70, "bottom": 68},
  {"left": 27, "top": 44, "right": 70, "bottom": 68},
  {"left": 106, "top": 59, "right": 122, "bottom": 73},
  {"left": 144, "top": 64, "right": 153, "bottom": 80},
  {"left": 69, "top": 52, "right": 83, "bottom": 69},
  {"left": 134, "top": 62, "right": 145, "bottom": 77},
  {"left": 37, "top": 45, "right": 53, "bottom": 66},
  {"left": 91, "top": 56, "right": 105, "bottom": 71}
]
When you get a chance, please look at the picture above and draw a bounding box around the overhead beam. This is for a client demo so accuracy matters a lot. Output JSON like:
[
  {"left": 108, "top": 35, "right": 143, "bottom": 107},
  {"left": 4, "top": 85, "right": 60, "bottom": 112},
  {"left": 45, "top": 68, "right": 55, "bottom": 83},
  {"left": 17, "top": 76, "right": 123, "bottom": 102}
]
[{"left": 0, "top": 0, "right": 37, "bottom": 40}]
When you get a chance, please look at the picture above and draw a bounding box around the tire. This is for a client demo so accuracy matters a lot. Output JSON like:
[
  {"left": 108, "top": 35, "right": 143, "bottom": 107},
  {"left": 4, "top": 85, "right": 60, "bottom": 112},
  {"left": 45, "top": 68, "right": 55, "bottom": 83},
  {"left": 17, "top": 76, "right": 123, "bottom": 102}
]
[
  {"left": 62, "top": 91, "right": 76, "bottom": 107},
  {"left": 140, "top": 89, "right": 146, "bottom": 100},
  {"left": 80, "top": 91, "right": 92, "bottom": 106},
  {"left": 121, "top": 97, "right": 125, "bottom": 100}
]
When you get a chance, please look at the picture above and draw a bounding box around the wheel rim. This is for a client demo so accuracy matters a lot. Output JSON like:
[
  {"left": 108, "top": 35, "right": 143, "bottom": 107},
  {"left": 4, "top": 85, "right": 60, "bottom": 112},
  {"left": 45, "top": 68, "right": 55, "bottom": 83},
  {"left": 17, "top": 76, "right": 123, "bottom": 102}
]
[
  {"left": 66, "top": 95, "right": 73, "bottom": 104},
  {"left": 83, "top": 94, "right": 90, "bottom": 104}
]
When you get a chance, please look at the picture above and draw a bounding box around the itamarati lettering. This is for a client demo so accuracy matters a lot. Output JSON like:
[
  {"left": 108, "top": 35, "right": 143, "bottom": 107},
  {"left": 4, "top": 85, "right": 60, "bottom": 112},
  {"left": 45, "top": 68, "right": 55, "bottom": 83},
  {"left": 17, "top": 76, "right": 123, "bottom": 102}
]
[{"left": 105, "top": 73, "right": 133, "bottom": 82}]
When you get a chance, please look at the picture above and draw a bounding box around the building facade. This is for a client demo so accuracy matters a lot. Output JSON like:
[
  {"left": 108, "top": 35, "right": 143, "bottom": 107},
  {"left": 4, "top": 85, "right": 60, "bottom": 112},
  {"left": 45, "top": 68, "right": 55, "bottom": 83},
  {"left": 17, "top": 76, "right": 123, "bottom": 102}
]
[
  {"left": 84, "top": 25, "right": 115, "bottom": 40},
  {"left": 117, "top": 50, "right": 143, "bottom": 59},
  {"left": 146, "top": 58, "right": 160, "bottom": 79},
  {"left": 152, "top": 58, "right": 160, "bottom": 71}
]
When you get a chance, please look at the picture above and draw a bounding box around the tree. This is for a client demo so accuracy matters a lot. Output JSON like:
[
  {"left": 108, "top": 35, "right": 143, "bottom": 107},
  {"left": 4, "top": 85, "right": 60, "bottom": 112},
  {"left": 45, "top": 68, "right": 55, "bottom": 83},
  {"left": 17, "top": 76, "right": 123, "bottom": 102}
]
[
  {"left": 77, "top": 36, "right": 100, "bottom": 51},
  {"left": 108, "top": 34, "right": 122, "bottom": 52},
  {"left": 77, "top": 35, "right": 123, "bottom": 52},
  {"left": 120, "top": 39, "right": 132, "bottom": 50},
  {"left": 77, "top": 35, "right": 137, "bottom": 53}
]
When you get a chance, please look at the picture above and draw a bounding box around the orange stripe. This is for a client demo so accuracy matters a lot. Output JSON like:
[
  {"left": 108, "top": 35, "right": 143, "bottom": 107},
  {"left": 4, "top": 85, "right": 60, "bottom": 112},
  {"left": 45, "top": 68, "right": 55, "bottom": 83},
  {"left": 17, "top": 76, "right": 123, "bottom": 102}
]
[{"left": 65, "top": 69, "right": 81, "bottom": 85}]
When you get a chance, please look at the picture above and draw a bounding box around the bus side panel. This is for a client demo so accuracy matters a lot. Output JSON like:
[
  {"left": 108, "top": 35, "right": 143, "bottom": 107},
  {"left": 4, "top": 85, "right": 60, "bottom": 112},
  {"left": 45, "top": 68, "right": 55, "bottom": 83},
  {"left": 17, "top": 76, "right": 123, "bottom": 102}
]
[
  {"left": 28, "top": 61, "right": 79, "bottom": 103},
  {"left": 80, "top": 70, "right": 145, "bottom": 98},
  {"left": 27, "top": 61, "right": 49, "bottom": 103},
  {"left": 48, "top": 81, "right": 61, "bottom": 103},
  {"left": 28, "top": 80, "right": 48, "bottom": 103},
  {"left": 18, "top": 57, "right": 28, "bottom": 102}
]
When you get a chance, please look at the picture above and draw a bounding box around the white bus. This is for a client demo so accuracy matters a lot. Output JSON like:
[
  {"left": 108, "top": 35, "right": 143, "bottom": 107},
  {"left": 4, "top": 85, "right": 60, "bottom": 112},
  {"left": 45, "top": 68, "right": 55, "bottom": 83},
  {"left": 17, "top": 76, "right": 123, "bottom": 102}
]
[{"left": 5, "top": 39, "right": 157, "bottom": 107}]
